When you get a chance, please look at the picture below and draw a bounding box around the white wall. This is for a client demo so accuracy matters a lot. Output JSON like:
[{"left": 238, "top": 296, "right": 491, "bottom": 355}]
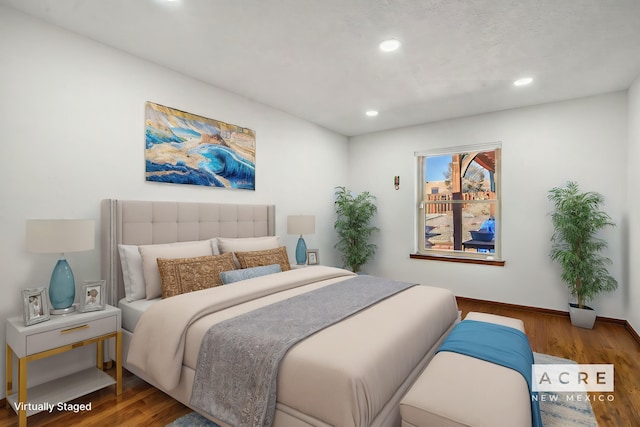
[
  {"left": 349, "top": 92, "right": 629, "bottom": 318},
  {"left": 626, "top": 76, "right": 640, "bottom": 333},
  {"left": 0, "top": 6, "right": 348, "bottom": 398}
]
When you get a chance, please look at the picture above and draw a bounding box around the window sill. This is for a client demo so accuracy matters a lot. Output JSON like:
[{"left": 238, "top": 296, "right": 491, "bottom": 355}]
[{"left": 409, "top": 253, "right": 505, "bottom": 266}]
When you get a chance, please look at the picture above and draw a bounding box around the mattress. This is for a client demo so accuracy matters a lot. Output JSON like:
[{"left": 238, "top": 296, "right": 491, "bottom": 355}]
[
  {"left": 128, "top": 267, "right": 459, "bottom": 427},
  {"left": 119, "top": 297, "right": 160, "bottom": 332}
]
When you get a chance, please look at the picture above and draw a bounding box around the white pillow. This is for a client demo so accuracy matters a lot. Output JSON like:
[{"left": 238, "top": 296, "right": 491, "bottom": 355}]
[
  {"left": 139, "top": 240, "right": 215, "bottom": 300},
  {"left": 118, "top": 244, "right": 146, "bottom": 301},
  {"left": 210, "top": 238, "right": 221, "bottom": 255},
  {"left": 216, "top": 236, "right": 280, "bottom": 253}
]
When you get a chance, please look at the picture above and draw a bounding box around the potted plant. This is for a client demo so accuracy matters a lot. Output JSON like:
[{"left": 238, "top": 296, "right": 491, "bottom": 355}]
[
  {"left": 548, "top": 181, "right": 618, "bottom": 329},
  {"left": 334, "top": 186, "right": 379, "bottom": 273}
]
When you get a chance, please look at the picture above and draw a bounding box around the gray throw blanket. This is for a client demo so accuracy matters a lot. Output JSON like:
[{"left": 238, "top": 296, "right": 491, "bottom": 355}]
[{"left": 190, "top": 275, "right": 415, "bottom": 427}]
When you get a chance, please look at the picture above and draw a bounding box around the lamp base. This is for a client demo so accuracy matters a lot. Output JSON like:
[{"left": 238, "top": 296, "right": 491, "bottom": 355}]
[
  {"left": 49, "top": 258, "right": 76, "bottom": 310},
  {"left": 295, "top": 236, "right": 307, "bottom": 265},
  {"left": 51, "top": 305, "right": 76, "bottom": 315}
]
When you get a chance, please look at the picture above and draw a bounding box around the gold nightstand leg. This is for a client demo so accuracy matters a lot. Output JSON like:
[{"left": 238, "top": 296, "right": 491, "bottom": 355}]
[
  {"left": 116, "top": 331, "right": 122, "bottom": 395},
  {"left": 18, "top": 357, "right": 27, "bottom": 427},
  {"left": 5, "top": 345, "right": 11, "bottom": 409},
  {"left": 97, "top": 340, "right": 104, "bottom": 370}
]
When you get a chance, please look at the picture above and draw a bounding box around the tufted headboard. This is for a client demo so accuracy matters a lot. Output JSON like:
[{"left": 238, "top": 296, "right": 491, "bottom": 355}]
[{"left": 100, "top": 199, "right": 276, "bottom": 305}]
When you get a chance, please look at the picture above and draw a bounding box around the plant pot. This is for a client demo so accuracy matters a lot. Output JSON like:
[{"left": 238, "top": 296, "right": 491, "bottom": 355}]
[{"left": 568, "top": 303, "right": 596, "bottom": 329}]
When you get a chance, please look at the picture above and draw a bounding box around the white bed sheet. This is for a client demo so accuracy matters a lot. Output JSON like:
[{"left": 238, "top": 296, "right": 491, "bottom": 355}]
[{"left": 119, "top": 297, "right": 161, "bottom": 332}]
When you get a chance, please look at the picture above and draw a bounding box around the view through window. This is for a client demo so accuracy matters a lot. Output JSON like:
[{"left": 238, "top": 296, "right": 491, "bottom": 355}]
[{"left": 416, "top": 143, "right": 501, "bottom": 260}]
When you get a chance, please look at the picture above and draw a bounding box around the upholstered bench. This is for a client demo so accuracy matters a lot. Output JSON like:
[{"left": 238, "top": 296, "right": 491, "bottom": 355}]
[{"left": 400, "top": 312, "right": 532, "bottom": 427}]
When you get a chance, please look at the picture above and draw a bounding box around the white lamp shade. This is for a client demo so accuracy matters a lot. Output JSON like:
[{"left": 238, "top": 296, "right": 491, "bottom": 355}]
[
  {"left": 26, "top": 219, "right": 95, "bottom": 254},
  {"left": 287, "top": 215, "right": 315, "bottom": 235}
]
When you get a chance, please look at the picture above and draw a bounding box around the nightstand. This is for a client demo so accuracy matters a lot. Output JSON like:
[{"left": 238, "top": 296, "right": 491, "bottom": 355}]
[{"left": 5, "top": 305, "right": 122, "bottom": 427}]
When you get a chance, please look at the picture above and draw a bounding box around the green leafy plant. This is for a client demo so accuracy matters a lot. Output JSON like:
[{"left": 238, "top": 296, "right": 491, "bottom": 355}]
[
  {"left": 548, "top": 181, "right": 618, "bottom": 309},
  {"left": 334, "top": 186, "right": 379, "bottom": 273}
]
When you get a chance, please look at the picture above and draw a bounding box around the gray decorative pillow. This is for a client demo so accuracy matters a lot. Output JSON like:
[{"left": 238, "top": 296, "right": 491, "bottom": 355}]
[{"left": 220, "top": 264, "right": 282, "bottom": 285}]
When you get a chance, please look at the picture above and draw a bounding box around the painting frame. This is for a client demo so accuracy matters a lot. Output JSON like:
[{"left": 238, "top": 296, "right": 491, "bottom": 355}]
[
  {"left": 79, "top": 280, "right": 106, "bottom": 313},
  {"left": 22, "top": 287, "right": 50, "bottom": 326},
  {"left": 144, "top": 101, "right": 256, "bottom": 190},
  {"left": 306, "top": 249, "right": 319, "bottom": 265}
]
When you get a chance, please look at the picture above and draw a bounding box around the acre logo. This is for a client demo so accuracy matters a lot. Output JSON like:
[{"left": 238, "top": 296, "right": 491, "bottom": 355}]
[{"left": 532, "top": 364, "right": 614, "bottom": 392}]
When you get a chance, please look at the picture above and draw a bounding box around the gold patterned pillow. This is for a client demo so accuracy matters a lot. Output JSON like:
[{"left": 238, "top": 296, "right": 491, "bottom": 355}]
[
  {"left": 157, "top": 252, "right": 236, "bottom": 298},
  {"left": 234, "top": 246, "right": 291, "bottom": 272}
]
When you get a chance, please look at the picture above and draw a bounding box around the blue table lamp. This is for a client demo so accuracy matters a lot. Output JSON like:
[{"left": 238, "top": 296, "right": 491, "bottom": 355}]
[
  {"left": 287, "top": 215, "right": 315, "bottom": 265},
  {"left": 26, "top": 219, "right": 95, "bottom": 314}
]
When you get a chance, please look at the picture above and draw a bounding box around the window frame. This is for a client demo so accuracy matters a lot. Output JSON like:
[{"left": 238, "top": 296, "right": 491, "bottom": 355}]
[{"left": 414, "top": 142, "right": 503, "bottom": 263}]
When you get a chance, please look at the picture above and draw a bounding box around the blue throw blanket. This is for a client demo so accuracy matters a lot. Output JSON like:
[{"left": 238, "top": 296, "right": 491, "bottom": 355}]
[{"left": 437, "top": 320, "right": 542, "bottom": 427}]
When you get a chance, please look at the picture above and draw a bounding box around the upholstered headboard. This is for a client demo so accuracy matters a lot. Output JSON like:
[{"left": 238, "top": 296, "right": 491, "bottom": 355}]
[{"left": 100, "top": 199, "right": 276, "bottom": 305}]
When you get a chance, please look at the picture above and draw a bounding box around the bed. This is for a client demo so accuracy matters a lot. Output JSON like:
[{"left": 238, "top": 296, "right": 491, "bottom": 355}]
[{"left": 100, "top": 199, "right": 459, "bottom": 427}]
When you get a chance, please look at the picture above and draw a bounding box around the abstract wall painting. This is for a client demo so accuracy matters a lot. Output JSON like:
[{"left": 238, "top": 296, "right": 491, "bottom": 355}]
[{"left": 145, "top": 101, "right": 256, "bottom": 190}]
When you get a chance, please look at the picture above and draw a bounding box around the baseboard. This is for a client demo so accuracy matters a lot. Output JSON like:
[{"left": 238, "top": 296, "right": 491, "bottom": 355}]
[
  {"left": 455, "top": 296, "right": 640, "bottom": 346},
  {"left": 456, "top": 296, "right": 571, "bottom": 318},
  {"left": 626, "top": 320, "right": 640, "bottom": 346}
]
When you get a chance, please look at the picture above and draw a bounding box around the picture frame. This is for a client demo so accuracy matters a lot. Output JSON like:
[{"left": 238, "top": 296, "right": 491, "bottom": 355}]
[
  {"left": 79, "top": 280, "right": 106, "bottom": 312},
  {"left": 23, "top": 287, "right": 50, "bottom": 326},
  {"left": 306, "top": 249, "right": 319, "bottom": 265},
  {"left": 145, "top": 101, "right": 256, "bottom": 190}
]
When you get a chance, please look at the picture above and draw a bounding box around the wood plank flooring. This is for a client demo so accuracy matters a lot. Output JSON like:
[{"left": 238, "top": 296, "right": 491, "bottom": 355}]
[
  {"left": 456, "top": 298, "right": 640, "bottom": 427},
  {"left": 1, "top": 298, "right": 638, "bottom": 427}
]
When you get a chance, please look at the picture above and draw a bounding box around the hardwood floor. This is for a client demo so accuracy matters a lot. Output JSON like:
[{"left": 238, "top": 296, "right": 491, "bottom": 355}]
[
  {"left": 456, "top": 298, "right": 640, "bottom": 427},
  {"left": 1, "top": 298, "right": 639, "bottom": 427},
  {"left": 0, "top": 368, "right": 191, "bottom": 427}
]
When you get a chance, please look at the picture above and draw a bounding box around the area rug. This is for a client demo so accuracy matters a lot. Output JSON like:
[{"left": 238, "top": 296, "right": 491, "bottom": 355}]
[
  {"left": 533, "top": 352, "right": 598, "bottom": 427},
  {"left": 167, "top": 353, "right": 597, "bottom": 427},
  {"left": 166, "top": 411, "right": 219, "bottom": 427}
]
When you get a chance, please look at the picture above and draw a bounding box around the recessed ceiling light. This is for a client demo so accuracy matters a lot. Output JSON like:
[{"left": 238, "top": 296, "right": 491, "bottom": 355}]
[
  {"left": 379, "top": 39, "right": 401, "bottom": 52},
  {"left": 366, "top": 110, "right": 379, "bottom": 117},
  {"left": 513, "top": 77, "right": 533, "bottom": 87}
]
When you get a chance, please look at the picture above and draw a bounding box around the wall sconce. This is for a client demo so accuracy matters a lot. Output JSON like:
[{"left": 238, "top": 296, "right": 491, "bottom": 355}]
[{"left": 394, "top": 176, "right": 400, "bottom": 190}]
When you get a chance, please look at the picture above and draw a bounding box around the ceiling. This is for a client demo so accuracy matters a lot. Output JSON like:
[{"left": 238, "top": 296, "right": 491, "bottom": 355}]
[{"left": 3, "top": 0, "right": 640, "bottom": 136}]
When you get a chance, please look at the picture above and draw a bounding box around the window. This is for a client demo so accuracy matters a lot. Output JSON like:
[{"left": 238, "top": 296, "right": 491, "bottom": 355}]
[{"left": 414, "top": 143, "right": 502, "bottom": 263}]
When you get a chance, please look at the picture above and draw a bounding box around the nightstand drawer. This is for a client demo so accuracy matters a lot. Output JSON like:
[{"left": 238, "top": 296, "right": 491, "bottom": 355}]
[{"left": 26, "top": 315, "right": 117, "bottom": 355}]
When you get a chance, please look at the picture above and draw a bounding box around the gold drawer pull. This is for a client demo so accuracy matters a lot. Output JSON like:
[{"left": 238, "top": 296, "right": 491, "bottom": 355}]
[{"left": 60, "top": 324, "right": 90, "bottom": 334}]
